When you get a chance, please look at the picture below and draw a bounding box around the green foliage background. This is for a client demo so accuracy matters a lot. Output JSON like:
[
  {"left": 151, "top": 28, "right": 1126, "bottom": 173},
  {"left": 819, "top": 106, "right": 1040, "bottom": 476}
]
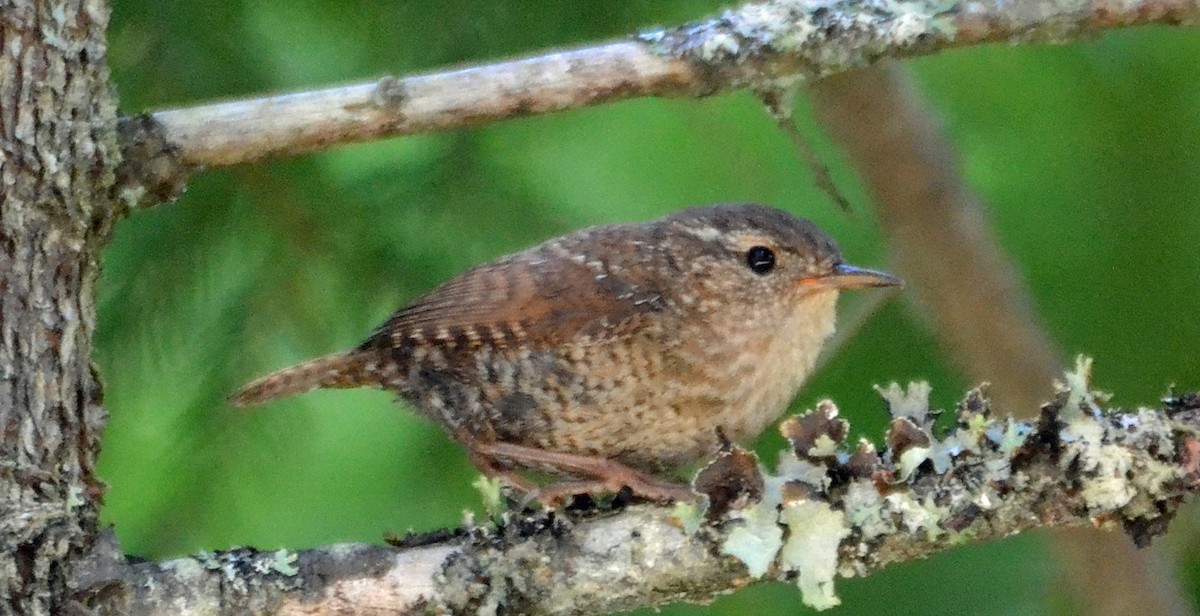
[{"left": 99, "top": 2, "right": 1200, "bottom": 614}]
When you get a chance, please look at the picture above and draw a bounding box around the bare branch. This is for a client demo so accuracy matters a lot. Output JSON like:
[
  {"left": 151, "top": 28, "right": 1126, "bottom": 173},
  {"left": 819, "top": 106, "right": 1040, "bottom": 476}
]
[
  {"left": 146, "top": 42, "right": 696, "bottom": 169},
  {"left": 77, "top": 370, "right": 1200, "bottom": 615},
  {"left": 120, "top": 0, "right": 1199, "bottom": 199}
]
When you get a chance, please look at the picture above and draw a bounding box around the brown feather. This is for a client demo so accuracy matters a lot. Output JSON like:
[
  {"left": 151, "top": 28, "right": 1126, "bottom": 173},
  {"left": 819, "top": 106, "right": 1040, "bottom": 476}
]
[
  {"left": 359, "top": 225, "right": 673, "bottom": 352},
  {"left": 229, "top": 350, "right": 374, "bottom": 407}
]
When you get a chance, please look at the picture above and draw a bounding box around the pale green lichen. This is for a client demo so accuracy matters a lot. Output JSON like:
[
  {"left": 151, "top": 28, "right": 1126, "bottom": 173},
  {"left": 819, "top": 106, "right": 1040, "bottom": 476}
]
[
  {"left": 269, "top": 549, "right": 299, "bottom": 576},
  {"left": 884, "top": 493, "right": 946, "bottom": 541},
  {"left": 472, "top": 475, "right": 506, "bottom": 521},
  {"left": 928, "top": 438, "right": 954, "bottom": 474},
  {"left": 972, "top": 482, "right": 1003, "bottom": 512},
  {"left": 1129, "top": 450, "right": 1178, "bottom": 497},
  {"left": 698, "top": 31, "right": 741, "bottom": 59},
  {"left": 809, "top": 434, "right": 840, "bottom": 458},
  {"left": 119, "top": 184, "right": 148, "bottom": 209},
  {"left": 875, "top": 381, "right": 933, "bottom": 421},
  {"left": 1078, "top": 444, "right": 1137, "bottom": 511},
  {"left": 777, "top": 451, "right": 832, "bottom": 489},
  {"left": 721, "top": 498, "right": 785, "bottom": 579},
  {"left": 1124, "top": 407, "right": 1176, "bottom": 453},
  {"left": 966, "top": 412, "right": 991, "bottom": 436},
  {"left": 671, "top": 500, "right": 706, "bottom": 536},
  {"left": 196, "top": 550, "right": 221, "bottom": 571},
  {"left": 640, "top": 0, "right": 961, "bottom": 94},
  {"left": 65, "top": 484, "right": 85, "bottom": 512},
  {"left": 1060, "top": 355, "right": 1095, "bottom": 420},
  {"left": 996, "top": 419, "right": 1030, "bottom": 455},
  {"left": 842, "top": 480, "right": 890, "bottom": 540},
  {"left": 895, "top": 445, "right": 931, "bottom": 481},
  {"left": 1053, "top": 357, "right": 1140, "bottom": 513},
  {"left": 1124, "top": 455, "right": 1180, "bottom": 519},
  {"left": 876, "top": 382, "right": 937, "bottom": 481},
  {"left": 195, "top": 550, "right": 245, "bottom": 588},
  {"left": 1059, "top": 355, "right": 1112, "bottom": 420},
  {"left": 779, "top": 500, "right": 850, "bottom": 610},
  {"left": 159, "top": 557, "right": 206, "bottom": 580},
  {"left": 1050, "top": 356, "right": 1186, "bottom": 523},
  {"left": 931, "top": 418, "right": 992, "bottom": 472}
]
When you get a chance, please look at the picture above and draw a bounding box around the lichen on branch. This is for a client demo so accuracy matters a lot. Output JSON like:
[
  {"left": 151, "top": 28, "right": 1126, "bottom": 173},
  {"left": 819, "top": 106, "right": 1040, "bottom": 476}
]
[
  {"left": 641, "top": 0, "right": 954, "bottom": 92},
  {"left": 104, "top": 358, "right": 1200, "bottom": 615},
  {"left": 703, "top": 356, "right": 1198, "bottom": 610}
]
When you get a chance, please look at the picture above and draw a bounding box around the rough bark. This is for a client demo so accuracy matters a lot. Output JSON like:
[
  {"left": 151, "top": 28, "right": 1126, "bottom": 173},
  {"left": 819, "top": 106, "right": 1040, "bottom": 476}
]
[{"left": 0, "top": 0, "right": 118, "bottom": 613}]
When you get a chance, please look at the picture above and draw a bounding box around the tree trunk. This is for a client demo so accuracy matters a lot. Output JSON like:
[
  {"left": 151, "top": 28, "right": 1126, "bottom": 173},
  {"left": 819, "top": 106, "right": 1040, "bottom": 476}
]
[{"left": 0, "top": 0, "right": 117, "bottom": 613}]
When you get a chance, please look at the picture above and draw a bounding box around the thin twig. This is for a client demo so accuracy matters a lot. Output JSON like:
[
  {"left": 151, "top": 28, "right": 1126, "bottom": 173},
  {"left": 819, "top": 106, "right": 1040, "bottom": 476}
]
[{"left": 759, "top": 89, "right": 856, "bottom": 216}]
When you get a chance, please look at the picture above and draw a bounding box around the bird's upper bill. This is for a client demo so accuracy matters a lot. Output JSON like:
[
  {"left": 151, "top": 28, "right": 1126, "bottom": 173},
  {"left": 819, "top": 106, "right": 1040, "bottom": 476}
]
[{"left": 802, "top": 263, "right": 903, "bottom": 290}]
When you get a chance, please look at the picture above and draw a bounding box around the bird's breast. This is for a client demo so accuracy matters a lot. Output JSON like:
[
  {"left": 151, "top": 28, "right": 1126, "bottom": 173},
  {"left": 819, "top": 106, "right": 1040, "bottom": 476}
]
[{"left": 697, "top": 290, "right": 839, "bottom": 445}]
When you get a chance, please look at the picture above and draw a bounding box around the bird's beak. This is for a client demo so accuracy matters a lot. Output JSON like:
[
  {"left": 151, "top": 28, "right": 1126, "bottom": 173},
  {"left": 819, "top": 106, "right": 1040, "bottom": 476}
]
[{"left": 803, "top": 263, "right": 903, "bottom": 290}]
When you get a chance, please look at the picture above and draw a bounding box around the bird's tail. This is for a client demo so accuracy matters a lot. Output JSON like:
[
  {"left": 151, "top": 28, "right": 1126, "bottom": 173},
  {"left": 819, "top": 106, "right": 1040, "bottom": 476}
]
[{"left": 229, "top": 350, "right": 377, "bottom": 407}]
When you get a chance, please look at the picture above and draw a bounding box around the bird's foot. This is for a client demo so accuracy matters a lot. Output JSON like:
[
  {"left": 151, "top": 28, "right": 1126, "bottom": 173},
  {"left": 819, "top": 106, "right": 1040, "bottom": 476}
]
[{"left": 468, "top": 440, "right": 696, "bottom": 508}]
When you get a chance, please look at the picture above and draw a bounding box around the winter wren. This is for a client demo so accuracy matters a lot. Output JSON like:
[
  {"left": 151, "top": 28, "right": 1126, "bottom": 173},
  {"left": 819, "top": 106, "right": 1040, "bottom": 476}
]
[{"left": 232, "top": 204, "right": 900, "bottom": 502}]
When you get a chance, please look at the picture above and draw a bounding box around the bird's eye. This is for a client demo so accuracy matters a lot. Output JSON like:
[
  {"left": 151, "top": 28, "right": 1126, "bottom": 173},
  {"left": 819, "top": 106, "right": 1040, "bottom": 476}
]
[{"left": 745, "top": 246, "right": 776, "bottom": 275}]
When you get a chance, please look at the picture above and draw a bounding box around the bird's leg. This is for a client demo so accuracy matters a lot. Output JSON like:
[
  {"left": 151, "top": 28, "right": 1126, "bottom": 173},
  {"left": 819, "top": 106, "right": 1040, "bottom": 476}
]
[
  {"left": 515, "top": 479, "right": 612, "bottom": 509},
  {"left": 472, "top": 441, "right": 696, "bottom": 504},
  {"left": 465, "top": 447, "right": 539, "bottom": 494},
  {"left": 467, "top": 446, "right": 599, "bottom": 509}
]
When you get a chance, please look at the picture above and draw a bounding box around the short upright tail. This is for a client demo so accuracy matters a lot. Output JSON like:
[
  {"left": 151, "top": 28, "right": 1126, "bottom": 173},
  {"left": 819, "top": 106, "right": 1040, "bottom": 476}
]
[{"left": 230, "top": 350, "right": 377, "bottom": 407}]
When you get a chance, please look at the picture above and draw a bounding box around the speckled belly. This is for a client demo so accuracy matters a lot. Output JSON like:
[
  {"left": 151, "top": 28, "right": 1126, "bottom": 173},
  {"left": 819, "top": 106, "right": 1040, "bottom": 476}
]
[{"left": 402, "top": 294, "right": 835, "bottom": 475}]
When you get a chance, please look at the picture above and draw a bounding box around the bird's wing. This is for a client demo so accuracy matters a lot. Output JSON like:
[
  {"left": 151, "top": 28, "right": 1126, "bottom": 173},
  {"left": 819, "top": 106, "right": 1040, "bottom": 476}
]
[{"left": 360, "top": 243, "right": 673, "bottom": 351}]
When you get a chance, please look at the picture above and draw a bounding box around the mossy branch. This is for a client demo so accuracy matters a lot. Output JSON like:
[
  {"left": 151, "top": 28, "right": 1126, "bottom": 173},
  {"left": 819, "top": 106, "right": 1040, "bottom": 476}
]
[
  {"left": 116, "top": 0, "right": 1199, "bottom": 206},
  {"left": 75, "top": 359, "right": 1200, "bottom": 614}
]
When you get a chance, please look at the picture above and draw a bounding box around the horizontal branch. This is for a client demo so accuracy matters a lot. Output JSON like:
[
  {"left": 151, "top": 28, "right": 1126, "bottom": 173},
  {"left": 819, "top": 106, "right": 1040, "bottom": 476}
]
[
  {"left": 115, "top": 0, "right": 1198, "bottom": 206},
  {"left": 73, "top": 360, "right": 1200, "bottom": 614}
]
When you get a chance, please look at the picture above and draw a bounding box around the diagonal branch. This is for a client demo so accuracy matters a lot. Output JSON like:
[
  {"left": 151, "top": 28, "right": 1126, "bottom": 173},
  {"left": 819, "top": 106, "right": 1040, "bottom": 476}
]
[
  {"left": 74, "top": 367, "right": 1200, "bottom": 615},
  {"left": 117, "top": 0, "right": 1199, "bottom": 205}
]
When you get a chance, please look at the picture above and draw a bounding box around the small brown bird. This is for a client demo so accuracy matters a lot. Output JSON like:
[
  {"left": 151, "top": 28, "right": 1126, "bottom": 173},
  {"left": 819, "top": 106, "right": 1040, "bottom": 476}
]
[{"left": 232, "top": 204, "right": 900, "bottom": 502}]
